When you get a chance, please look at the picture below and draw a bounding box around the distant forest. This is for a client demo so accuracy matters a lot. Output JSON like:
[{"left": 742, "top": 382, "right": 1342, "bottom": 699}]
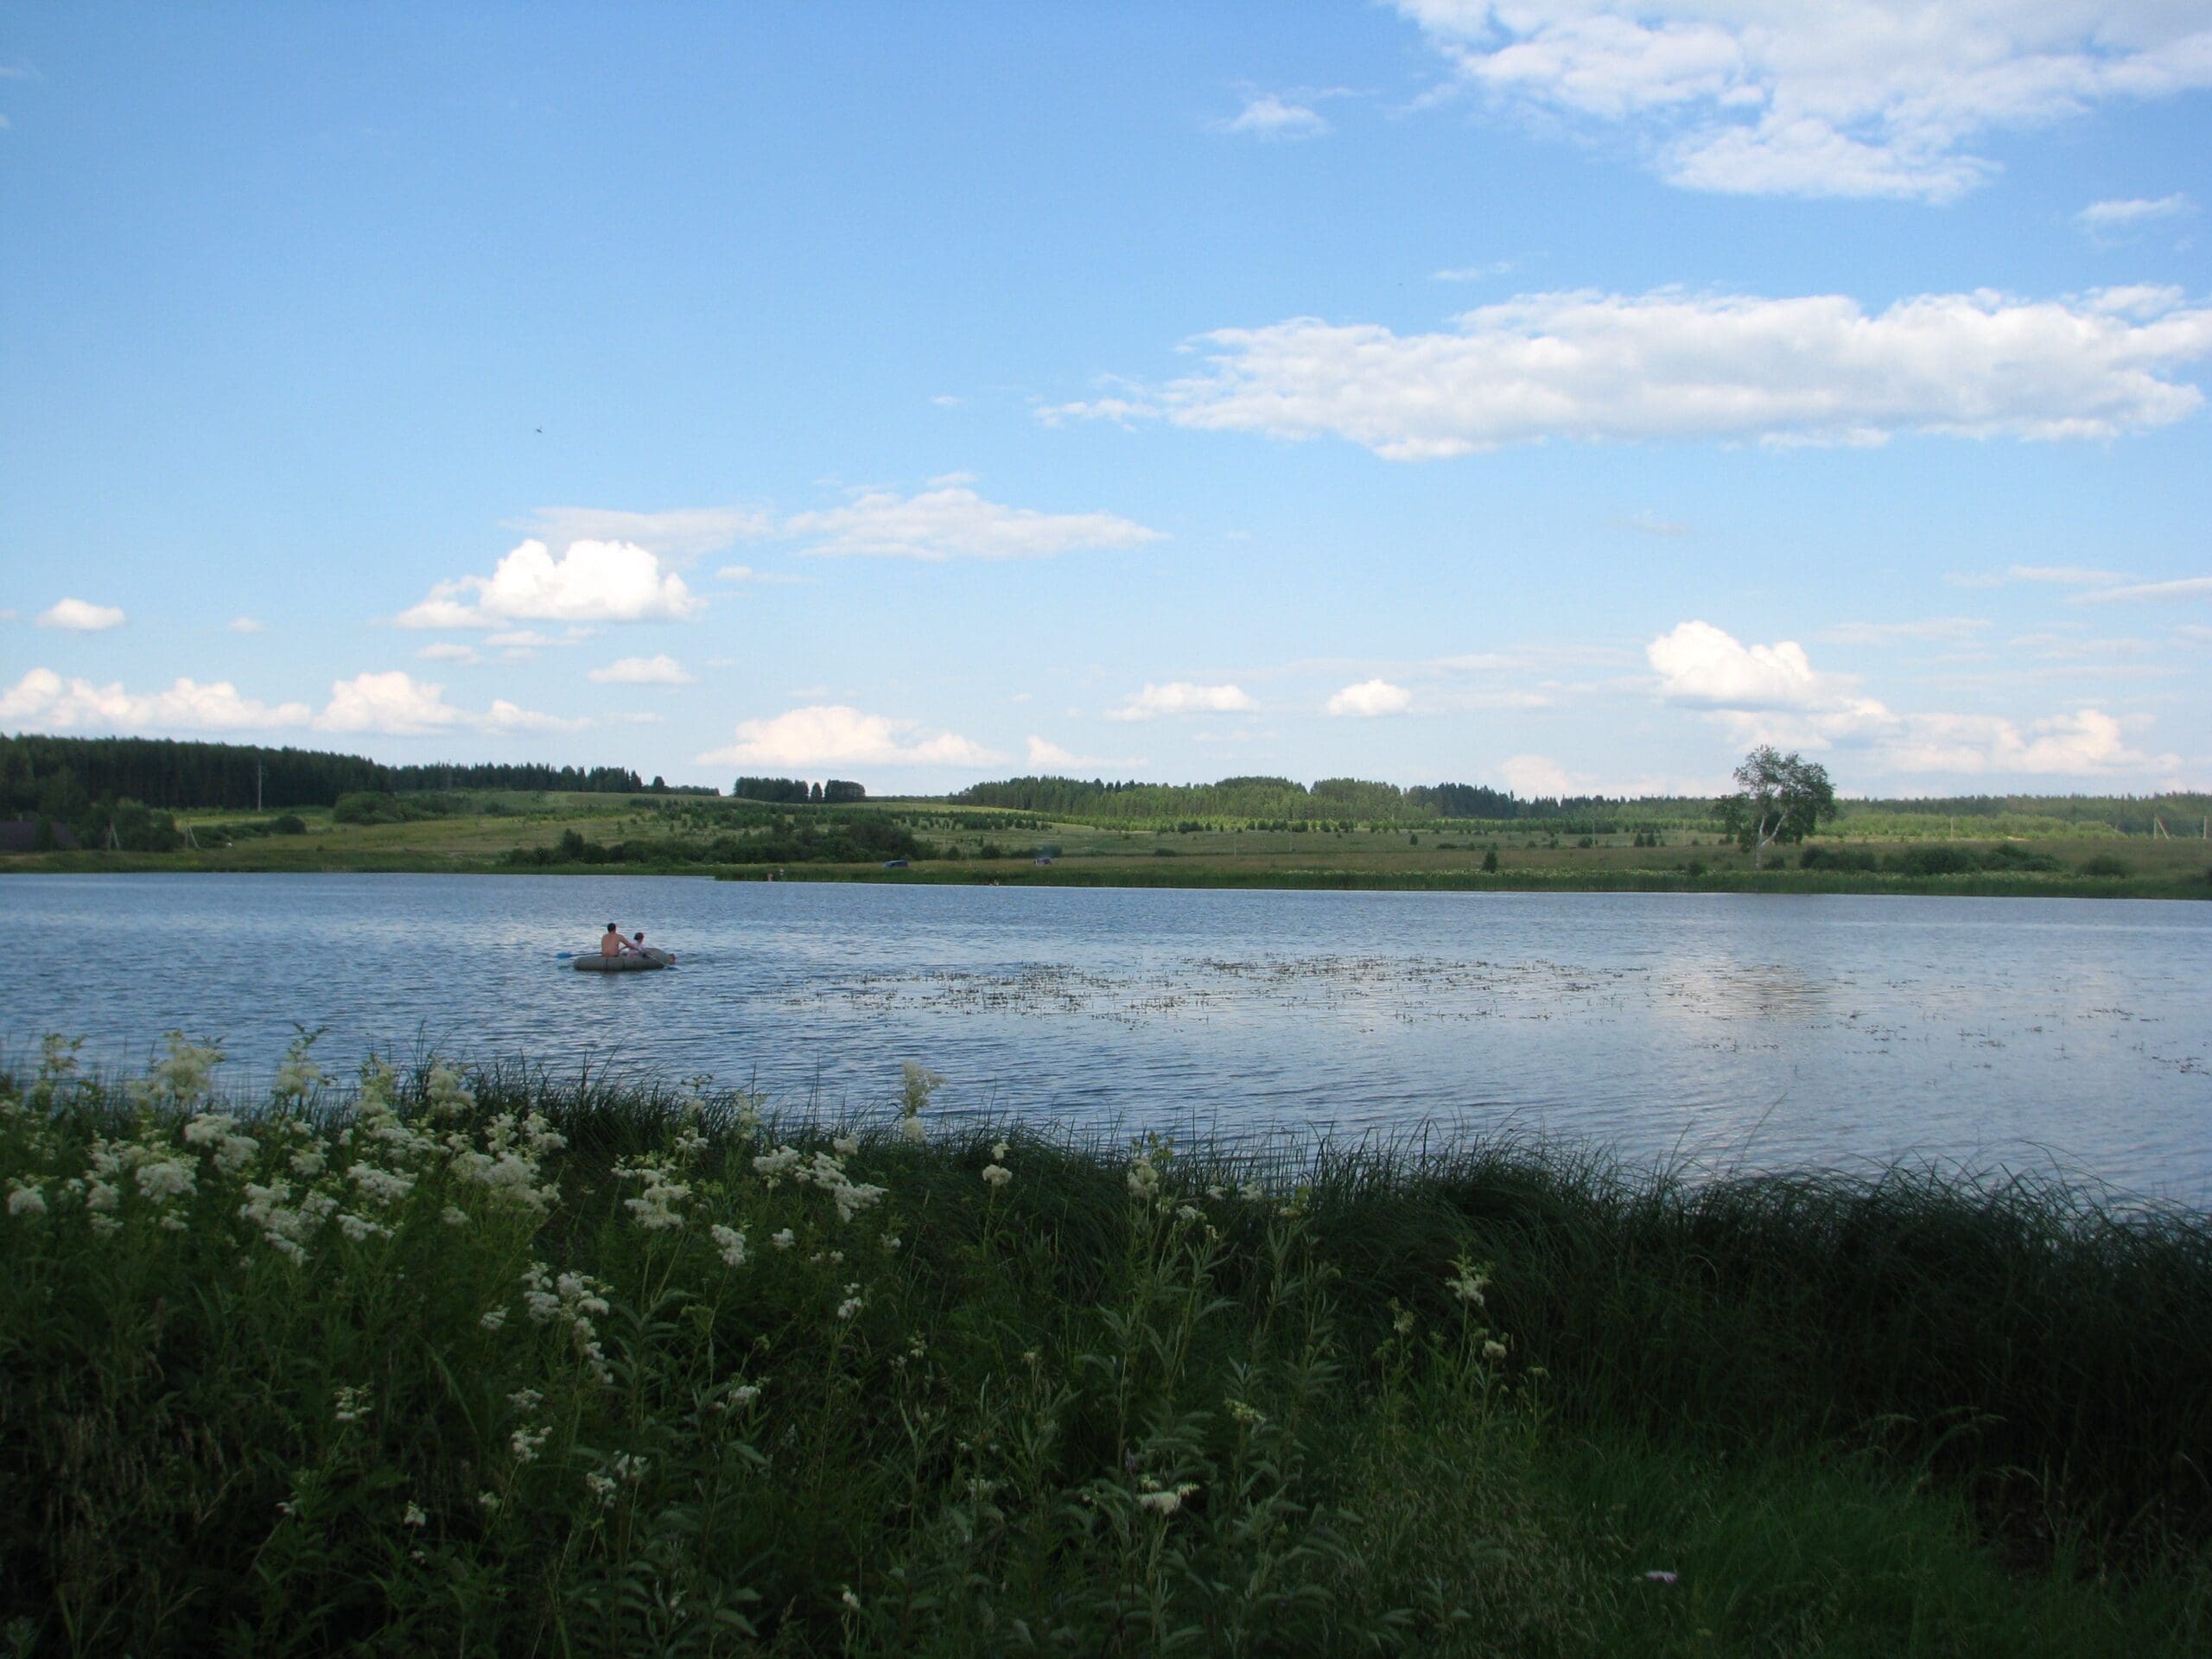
[{"left": 1, "top": 734, "right": 674, "bottom": 816}]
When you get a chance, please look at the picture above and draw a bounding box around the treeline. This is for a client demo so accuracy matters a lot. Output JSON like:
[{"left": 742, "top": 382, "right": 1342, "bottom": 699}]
[
  {"left": 1, "top": 734, "right": 686, "bottom": 815},
  {"left": 505, "top": 812, "right": 924, "bottom": 869},
  {"left": 733, "top": 777, "right": 866, "bottom": 804},
  {"left": 950, "top": 774, "right": 1697, "bottom": 826}
]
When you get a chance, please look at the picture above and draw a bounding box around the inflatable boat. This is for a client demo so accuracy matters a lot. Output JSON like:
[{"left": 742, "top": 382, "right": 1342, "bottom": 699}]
[{"left": 574, "top": 948, "right": 676, "bottom": 972}]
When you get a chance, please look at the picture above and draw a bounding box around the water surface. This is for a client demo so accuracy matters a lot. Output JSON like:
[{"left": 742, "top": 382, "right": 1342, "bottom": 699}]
[{"left": 6, "top": 875, "right": 2207, "bottom": 1199}]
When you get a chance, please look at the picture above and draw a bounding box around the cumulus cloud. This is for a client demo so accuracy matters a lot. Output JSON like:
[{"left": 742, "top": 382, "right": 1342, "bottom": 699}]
[
  {"left": 1397, "top": 3, "right": 2212, "bottom": 201},
  {"left": 397, "top": 539, "right": 702, "bottom": 627},
  {"left": 416, "top": 641, "right": 481, "bottom": 664},
  {"left": 0, "top": 667, "right": 310, "bottom": 733},
  {"left": 483, "top": 699, "right": 588, "bottom": 734},
  {"left": 787, "top": 486, "right": 1162, "bottom": 561},
  {"left": 314, "top": 671, "right": 468, "bottom": 734},
  {"left": 1049, "top": 288, "right": 2212, "bottom": 458},
  {"left": 1647, "top": 620, "right": 2178, "bottom": 778},
  {"left": 1220, "top": 92, "right": 1331, "bottom": 138},
  {"left": 512, "top": 505, "right": 773, "bottom": 558},
  {"left": 588, "top": 653, "right": 695, "bottom": 685},
  {"left": 2074, "top": 575, "right": 2212, "bottom": 604},
  {"left": 1325, "top": 677, "right": 1414, "bottom": 716},
  {"left": 1500, "top": 754, "right": 1577, "bottom": 798},
  {"left": 1107, "top": 682, "right": 1258, "bottom": 721},
  {"left": 699, "top": 705, "right": 1001, "bottom": 770},
  {"left": 37, "top": 598, "right": 125, "bottom": 631},
  {"left": 714, "top": 563, "right": 810, "bottom": 585},
  {"left": 228, "top": 616, "right": 264, "bottom": 634}
]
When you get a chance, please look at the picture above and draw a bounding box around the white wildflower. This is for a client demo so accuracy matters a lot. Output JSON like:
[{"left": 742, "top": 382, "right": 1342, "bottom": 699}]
[
  {"left": 584, "top": 1471, "right": 618, "bottom": 1505},
  {"left": 402, "top": 1502, "right": 427, "bottom": 1528},
  {"left": 507, "top": 1388, "right": 543, "bottom": 1410},
  {"left": 336, "top": 1211, "right": 391, "bottom": 1243},
  {"left": 136, "top": 1158, "right": 196, "bottom": 1204},
  {"left": 480, "top": 1306, "right": 509, "bottom": 1331},
  {"left": 840, "top": 1587, "right": 861, "bottom": 1612},
  {"left": 611, "top": 1452, "right": 648, "bottom": 1483},
  {"left": 332, "top": 1386, "right": 372, "bottom": 1424},
  {"left": 981, "top": 1163, "right": 1013, "bottom": 1189},
  {"left": 992, "top": 1141, "right": 1010, "bottom": 1163},
  {"left": 899, "top": 1116, "right": 926, "bottom": 1144},
  {"left": 832, "top": 1135, "right": 859, "bottom": 1158},
  {"left": 477, "top": 1491, "right": 500, "bottom": 1512},
  {"left": 6, "top": 1181, "right": 47, "bottom": 1218},
  {"left": 770, "top": 1228, "right": 795, "bottom": 1251},
  {"left": 730, "top": 1382, "right": 762, "bottom": 1408},
  {"left": 511, "top": 1424, "right": 549, "bottom": 1464},
  {"left": 836, "top": 1284, "right": 864, "bottom": 1321},
  {"left": 1446, "top": 1260, "right": 1491, "bottom": 1306},
  {"left": 424, "top": 1063, "right": 474, "bottom": 1118},
  {"left": 709, "top": 1224, "right": 748, "bottom": 1267},
  {"left": 1483, "top": 1338, "right": 1508, "bottom": 1361},
  {"left": 442, "top": 1205, "right": 468, "bottom": 1227},
  {"left": 289, "top": 1146, "right": 327, "bottom": 1178}
]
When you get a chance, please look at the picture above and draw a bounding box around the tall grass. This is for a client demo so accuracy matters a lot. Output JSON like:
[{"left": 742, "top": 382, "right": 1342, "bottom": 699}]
[{"left": 3, "top": 1037, "right": 2207, "bottom": 1656}]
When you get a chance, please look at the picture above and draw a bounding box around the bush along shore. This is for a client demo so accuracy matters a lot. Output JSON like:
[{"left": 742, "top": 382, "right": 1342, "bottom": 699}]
[{"left": 4, "top": 1039, "right": 2209, "bottom": 1656}]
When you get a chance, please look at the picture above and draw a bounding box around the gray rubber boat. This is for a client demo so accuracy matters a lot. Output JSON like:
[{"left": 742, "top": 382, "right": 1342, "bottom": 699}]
[{"left": 574, "top": 948, "right": 675, "bottom": 972}]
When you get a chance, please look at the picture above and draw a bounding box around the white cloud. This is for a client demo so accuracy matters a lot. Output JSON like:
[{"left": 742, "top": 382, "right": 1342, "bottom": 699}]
[
  {"left": 37, "top": 598, "right": 125, "bottom": 631},
  {"left": 1026, "top": 735, "right": 1091, "bottom": 770},
  {"left": 315, "top": 671, "right": 467, "bottom": 735},
  {"left": 228, "top": 616, "right": 265, "bottom": 634},
  {"left": 1107, "top": 682, "right": 1258, "bottom": 721},
  {"left": 1647, "top": 620, "right": 2179, "bottom": 778},
  {"left": 2077, "top": 193, "right": 2194, "bottom": 230},
  {"left": 588, "top": 653, "right": 695, "bottom": 686},
  {"left": 2074, "top": 575, "right": 2212, "bottom": 604},
  {"left": 1325, "top": 677, "right": 1414, "bottom": 716},
  {"left": 714, "top": 563, "right": 810, "bottom": 585},
  {"left": 1052, "top": 288, "right": 2212, "bottom": 458},
  {"left": 0, "top": 667, "right": 310, "bottom": 733},
  {"left": 787, "top": 486, "right": 1162, "bottom": 561},
  {"left": 397, "top": 539, "right": 702, "bottom": 627},
  {"left": 1221, "top": 92, "right": 1330, "bottom": 138},
  {"left": 1433, "top": 259, "right": 1516, "bottom": 282},
  {"left": 483, "top": 699, "right": 588, "bottom": 734},
  {"left": 416, "top": 641, "right": 481, "bottom": 664},
  {"left": 1398, "top": 3, "right": 2212, "bottom": 201},
  {"left": 512, "top": 505, "right": 772, "bottom": 557},
  {"left": 1500, "top": 754, "right": 1577, "bottom": 798},
  {"left": 698, "top": 704, "right": 1001, "bottom": 770},
  {"left": 1612, "top": 510, "right": 1691, "bottom": 536}
]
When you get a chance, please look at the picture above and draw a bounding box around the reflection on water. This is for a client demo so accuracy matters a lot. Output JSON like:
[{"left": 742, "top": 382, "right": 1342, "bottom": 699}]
[{"left": 3, "top": 875, "right": 2207, "bottom": 1201}]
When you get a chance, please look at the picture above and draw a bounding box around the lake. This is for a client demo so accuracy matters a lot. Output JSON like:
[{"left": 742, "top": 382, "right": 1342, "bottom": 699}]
[{"left": 6, "top": 874, "right": 2209, "bottom": 1200}]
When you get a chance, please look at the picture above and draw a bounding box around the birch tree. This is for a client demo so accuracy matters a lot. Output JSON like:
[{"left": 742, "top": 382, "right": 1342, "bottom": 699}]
[{"left": 1721, "top": 747, "right": 1837, "bottom": 868}]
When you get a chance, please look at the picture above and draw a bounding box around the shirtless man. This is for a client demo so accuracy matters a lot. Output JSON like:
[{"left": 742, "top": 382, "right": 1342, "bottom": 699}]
[{"left": 601, "top": 922, "right": 628, "bottom": 957}]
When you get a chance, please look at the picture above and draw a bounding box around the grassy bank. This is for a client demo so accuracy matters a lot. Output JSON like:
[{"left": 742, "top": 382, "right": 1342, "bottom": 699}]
[
  {"left": 6, "top": 788, "right": 2209, "bottom": 898},
  {"left": 4, "top": 1039, "right": 2209, "bottom": 1655}
]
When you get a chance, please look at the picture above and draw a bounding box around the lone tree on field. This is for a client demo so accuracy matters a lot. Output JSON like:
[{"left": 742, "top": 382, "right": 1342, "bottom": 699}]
[{"left": 1720, "top": 746, "right": 1837, "bottom": 868}]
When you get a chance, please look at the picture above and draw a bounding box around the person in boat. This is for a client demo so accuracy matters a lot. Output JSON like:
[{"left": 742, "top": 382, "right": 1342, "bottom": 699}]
[
  {"left": 631, "top": 930, "right": 674, "bottom": 963},
  {"left": 601, "top": 922, "right": 630, "bottom": 958}
]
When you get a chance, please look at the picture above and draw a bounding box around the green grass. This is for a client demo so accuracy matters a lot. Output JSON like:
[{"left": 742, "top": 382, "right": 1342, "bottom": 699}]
[{"left": 3, "top": 1039, "right": 2209, "bottom": 1654}]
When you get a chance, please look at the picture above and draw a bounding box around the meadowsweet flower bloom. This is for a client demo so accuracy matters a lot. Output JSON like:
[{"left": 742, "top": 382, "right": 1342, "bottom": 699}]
[
  {"left": 992, "top": 1141, "right": 1010, "bottom": 1162},
  {"left": 1483, "top": 1338, "right": 1508, "bottom": 1361},
  {"left": 585, "top": 1471, "right": 617, "bottom": 1505},
  {"left": 982, "top": 1163, "right": 1012, "bottom": 1189},
  {"left": 136, "top": 1158, "right": 197, "bottom": 1203},
  {"left": 84, "top": 1179, "right": 119, "bottom": 1214},
  {"left": 899, "top": 1116, "right": 926, "bottom": 1144},
  {"left": 880, "top": 1233, "right": 901, "bottom": 1251},
  {"left": 289, "top": 1146, "right": 327, "bottom": 1178},
  {"left": 6, "top": 1181, "right": 47, "bottom": 1218},
  {"left": 442, "top": 1205, "right": 468, "bottom": 1227},
  {"left": 332, "top": 1386, "right": 372, "bottom": 1424},
  {"left": 508, "top": 1388, "right": 543, "bottom": 1410},
  {"left": 836, "top": 1284, "right": 864, "bottom": 1321},
  {"left": 480, "top": 1307, "right": 508, "bottom": 1331},
  {"left": 1176, "top": 1203, "right": 1201, "bottom": 1222},
  {"left": 752, "top": 1146, "right": 802, "bottom": 1183},
  {"left": 1446, "top": 1262, "right": 1490, "bottom": 1306},
  {"left": 183, "top": 1112, "right": 260, "bottom": 1175},
  {"left": 612, "top": 1452, "right": 648, "bottom": 1483},
  {"left": 1136, "top": 1486, "right": 1192, "bottom": 1516},
  {"left": 730, "top": 1382, "right": 762, "bottom": 1408},
  {"left": 337, "top": 1211, "right": 391, "bottom": 1243},
  {"left": 511, "top": 1424, "right": 549, "bottom": 1464},
  {"left": 1393, "top": 1308, "right": 1416, "bottom": 1336},
  {"left": 402, "top": 1503, "right": 427, "bottom": 1528},
  {"left": 770, "top": 1228, "right": 796, "bottom": 1251},
  {"left": 159, "top": 1214, "right": 188, "bottom": 1231},
  {"left": 423, "top": 1064, "right": 474, "bottom": 1118},
  {"left": 840, "top": 1588, "right": 861, "bottom": 1612},
  {"left": 833, "top": 1135, "right": 859, "bottom": 1157},
  {"left": 346, "top": 1163, "right": 415, "bottom": 1206},
  {"left": 477, "top": 1491, "right": 500, "bottom": 1512},
  {"left": 710, "top": 1224, "right": 748, "bottom": 1267}
]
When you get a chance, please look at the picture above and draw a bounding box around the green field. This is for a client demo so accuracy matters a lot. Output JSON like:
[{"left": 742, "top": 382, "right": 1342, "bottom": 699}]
[
  {"left": 7, "top": 789, "right": 2210, "bottom": 899},
  {"left": 5, "top": 1039, "right": 2209, "bottom": 1655}
]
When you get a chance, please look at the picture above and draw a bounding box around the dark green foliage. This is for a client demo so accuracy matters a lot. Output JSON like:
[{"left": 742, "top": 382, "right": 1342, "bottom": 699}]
[
  {"left": 0, "top": 734, "right": 652, "bottom": 812},
  {"left": 507, "top": 806, "right": 926, "bottom": 869}
]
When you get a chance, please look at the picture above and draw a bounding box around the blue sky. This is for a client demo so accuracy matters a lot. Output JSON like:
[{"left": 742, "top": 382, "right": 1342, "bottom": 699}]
[{"left": 3, "top": 3, "right": 2209, "bottom": 797}]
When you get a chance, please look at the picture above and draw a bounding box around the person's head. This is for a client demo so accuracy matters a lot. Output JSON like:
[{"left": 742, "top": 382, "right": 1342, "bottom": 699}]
[
  {"left": 604, "top": 922, "right": 618, "bottom": 933},
  {"left": 632, "top": 931, "right": 645, "bottom": 942}
]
